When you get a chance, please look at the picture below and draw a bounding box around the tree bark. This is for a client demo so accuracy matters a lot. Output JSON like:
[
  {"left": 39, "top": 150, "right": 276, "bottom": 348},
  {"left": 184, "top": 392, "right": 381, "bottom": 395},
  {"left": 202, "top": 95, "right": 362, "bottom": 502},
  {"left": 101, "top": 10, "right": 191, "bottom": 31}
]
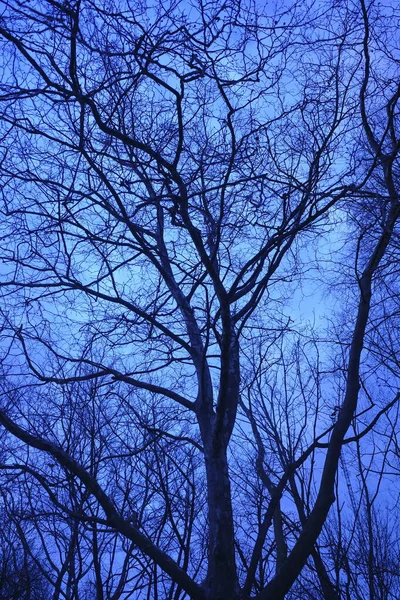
[
  {"left": 203, "top": 448, "right": 240, "bottom": 599},
  {"left": 198, "top": 333, "right": 241, "bottom": 599}
]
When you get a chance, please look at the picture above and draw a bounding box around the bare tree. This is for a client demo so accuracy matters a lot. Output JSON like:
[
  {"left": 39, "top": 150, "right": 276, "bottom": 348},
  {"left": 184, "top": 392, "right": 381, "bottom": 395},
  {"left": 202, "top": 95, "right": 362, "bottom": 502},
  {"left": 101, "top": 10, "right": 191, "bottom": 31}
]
[
  {"left": 0, "top": 497, "right": 51, "bottom": 600},
  {"left": 0, "top": 0, "right": 399, "bottom": 598}
]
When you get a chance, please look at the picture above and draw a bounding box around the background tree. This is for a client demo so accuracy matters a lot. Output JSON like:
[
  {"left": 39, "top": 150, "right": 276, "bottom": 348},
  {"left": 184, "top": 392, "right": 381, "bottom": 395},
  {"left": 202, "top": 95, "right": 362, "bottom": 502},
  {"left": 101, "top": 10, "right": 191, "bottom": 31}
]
[{"left": 0, "top": 500, "right": 51, "bottom": 600}]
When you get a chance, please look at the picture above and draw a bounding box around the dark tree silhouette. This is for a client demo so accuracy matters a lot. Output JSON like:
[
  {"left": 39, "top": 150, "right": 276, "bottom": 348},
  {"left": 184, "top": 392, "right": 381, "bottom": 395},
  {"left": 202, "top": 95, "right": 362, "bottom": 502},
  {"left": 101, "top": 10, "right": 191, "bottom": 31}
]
[{"left": 0, "top": 0, "right": 399, "bottom": 598}]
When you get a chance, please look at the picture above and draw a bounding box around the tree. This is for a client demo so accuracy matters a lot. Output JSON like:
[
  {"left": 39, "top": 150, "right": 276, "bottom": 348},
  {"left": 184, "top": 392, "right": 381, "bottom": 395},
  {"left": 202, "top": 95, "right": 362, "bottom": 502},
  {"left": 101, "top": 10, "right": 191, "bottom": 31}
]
[
  {"left": 0, "top": 0, "right": 399, "bottom": 598},
  {"left": 0, "top": 500, "right": 51, "bottom": 600}
]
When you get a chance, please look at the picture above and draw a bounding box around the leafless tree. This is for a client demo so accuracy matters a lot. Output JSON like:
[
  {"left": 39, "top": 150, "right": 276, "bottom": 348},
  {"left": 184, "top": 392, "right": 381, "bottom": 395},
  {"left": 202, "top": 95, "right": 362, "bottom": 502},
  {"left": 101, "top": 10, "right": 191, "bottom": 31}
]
[{"left": 0, "top": 0, "right": 399, "bottom": 598}]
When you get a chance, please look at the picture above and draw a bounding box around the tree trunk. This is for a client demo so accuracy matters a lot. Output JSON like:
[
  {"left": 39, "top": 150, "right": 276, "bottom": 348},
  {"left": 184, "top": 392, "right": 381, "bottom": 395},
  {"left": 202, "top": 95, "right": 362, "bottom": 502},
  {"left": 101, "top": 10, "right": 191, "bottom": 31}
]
[{"left": 203, "top": 448, "right": 240, "bottom": 599}]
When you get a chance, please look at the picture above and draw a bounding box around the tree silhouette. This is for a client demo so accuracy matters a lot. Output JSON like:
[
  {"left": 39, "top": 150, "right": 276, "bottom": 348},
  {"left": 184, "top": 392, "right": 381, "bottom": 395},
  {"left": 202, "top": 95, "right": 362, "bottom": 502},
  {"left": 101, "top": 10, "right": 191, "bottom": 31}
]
[{"left": 0, "top": 0, "right": 399, "bottom": 598}]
